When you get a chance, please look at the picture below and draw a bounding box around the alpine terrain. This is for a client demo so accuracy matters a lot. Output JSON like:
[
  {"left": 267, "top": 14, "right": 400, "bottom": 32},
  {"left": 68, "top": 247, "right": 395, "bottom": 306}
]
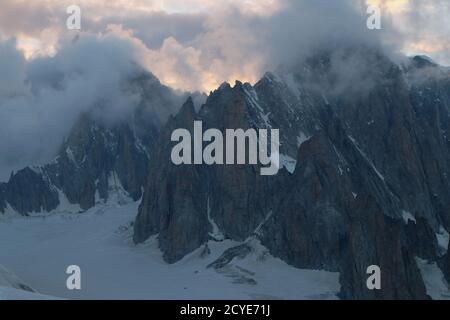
[{"left": 1, "top": 47, "right": 450, "bottom": 300}]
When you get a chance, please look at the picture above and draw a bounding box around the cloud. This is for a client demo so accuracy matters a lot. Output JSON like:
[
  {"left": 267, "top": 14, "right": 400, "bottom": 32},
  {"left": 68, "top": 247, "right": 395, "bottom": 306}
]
[
  {"left": 98, "top": 0, "right": 392, "bottom": 92},
  {"left": 0, "top": 33, "right": 148, "bottom": 180},
  {"left": 1, "top": 0, "right": 448, "bottom": 92},
  {"left": 0, "top": 0, "right": 378, "bottom": 91},
  {"left": 369, "top": 0, "right": 450, "bottom": 65},
  {"left": 0, "top": 0, "right": 448, "bottom": 180},
  {"left": 0, "top": 38, "right": 28, "bottom": 99}
]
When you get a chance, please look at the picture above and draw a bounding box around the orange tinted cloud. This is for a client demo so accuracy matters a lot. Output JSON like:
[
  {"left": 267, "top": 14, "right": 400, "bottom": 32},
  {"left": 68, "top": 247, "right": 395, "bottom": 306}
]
[
  {"left": 2, "top": 0, "right": 450, "bottom": 92},
  {"left": 367, "top": 0, "right": 410, "bottom": 13}
]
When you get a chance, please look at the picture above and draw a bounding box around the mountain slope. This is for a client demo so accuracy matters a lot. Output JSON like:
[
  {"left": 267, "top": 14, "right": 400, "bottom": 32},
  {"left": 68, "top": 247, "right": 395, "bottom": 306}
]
[{"left": 0, "top": 71, "right": 186, "bottom": 215}]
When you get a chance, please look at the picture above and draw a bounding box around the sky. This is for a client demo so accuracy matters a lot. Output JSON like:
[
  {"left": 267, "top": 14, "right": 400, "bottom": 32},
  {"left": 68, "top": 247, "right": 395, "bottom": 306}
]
[
  {"left": 0, "top": 0, "right": 449, "bottom": 92},
  {"left": 0, "top": 0, "right": 449, "bottom": 180}
]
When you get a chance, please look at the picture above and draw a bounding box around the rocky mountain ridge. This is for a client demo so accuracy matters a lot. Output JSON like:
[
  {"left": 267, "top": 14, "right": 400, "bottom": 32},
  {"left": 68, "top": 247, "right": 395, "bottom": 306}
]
[
  {"left": 2, "top": 50, "right": 450, "bottom": 299},
  {"left": 134, "top": 51, "right": 450, "bottom": 299},
  {"left": 0, "top": 71, "right": 187, "bottom": 214}
]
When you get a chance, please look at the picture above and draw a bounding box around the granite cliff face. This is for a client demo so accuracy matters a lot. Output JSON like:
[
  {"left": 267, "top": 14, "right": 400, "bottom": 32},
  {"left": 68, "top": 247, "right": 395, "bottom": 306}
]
[
  {"left": 133, "top": 74, "right": 316, "bottom": 262},
  {"left": 133, "top": 98, "right": 210, "bottom": 262},
  {"left": 134, "top": 51, "right": 450, "bottom": 299}
]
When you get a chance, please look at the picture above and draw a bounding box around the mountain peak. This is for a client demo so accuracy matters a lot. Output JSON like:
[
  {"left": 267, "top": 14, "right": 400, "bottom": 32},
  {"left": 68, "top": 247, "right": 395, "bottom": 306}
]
[
  {"left": 218, "top": 82, "right": 231, "bottom": 91},
  {"left": 178, "top": 97, "right": 196, "bottom": 118},
  {"left": 411, "top": 55, "right": 438, "bottom": 68}
]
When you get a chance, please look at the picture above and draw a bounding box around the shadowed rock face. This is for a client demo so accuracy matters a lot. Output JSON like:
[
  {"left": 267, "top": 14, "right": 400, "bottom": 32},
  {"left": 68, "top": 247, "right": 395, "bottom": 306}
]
[
  {"left": 0, "top": 183, "right": 6, "bottom": 212},
  {"left": 3, "top": 167, "right": 59, "bottom": 215},
  {"left": 135, "top": 51, "right": 450, "bottom": 299},
  {"left": 261, "top": 119, "right": 428, "bottom": 299},
  {"left": 0, "top": 116, "right": 155, "bottom": 214},
  {"left": 46, "top": 115, "right": 154, "bottom": 208},
  {"left": 134, "top": 98, "right": 210, "bottom": 263},
  {"left": 134, "top": 81, "right": 300, "bottom": 261}
]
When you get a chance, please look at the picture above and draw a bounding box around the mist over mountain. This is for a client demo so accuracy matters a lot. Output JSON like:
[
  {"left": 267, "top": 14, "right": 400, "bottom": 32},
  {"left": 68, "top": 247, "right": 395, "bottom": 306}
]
[{"left": 0, "top": 34, "right": 203, "bottom": 181}]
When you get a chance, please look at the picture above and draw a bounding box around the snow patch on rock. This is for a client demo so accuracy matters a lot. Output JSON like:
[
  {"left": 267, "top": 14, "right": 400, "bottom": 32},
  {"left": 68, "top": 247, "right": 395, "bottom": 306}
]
[{"left": 415, "top": 257, "right": 450, "bottom": 300}]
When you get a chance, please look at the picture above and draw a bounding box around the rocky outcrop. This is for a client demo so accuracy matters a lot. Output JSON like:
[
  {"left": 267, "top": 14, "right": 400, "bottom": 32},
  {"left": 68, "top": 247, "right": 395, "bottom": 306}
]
[
  {"left": 134, "top": 98, "right": 210, "bottom": 262},
  {"left": 4, "top": 167, "right": 59, "bottom": 215},
  {"left": 207, "top": 244, "right": 252, "bottom": 269},
  {"left": 134, "top": 78, "right": 308, "bottom": 262}
]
